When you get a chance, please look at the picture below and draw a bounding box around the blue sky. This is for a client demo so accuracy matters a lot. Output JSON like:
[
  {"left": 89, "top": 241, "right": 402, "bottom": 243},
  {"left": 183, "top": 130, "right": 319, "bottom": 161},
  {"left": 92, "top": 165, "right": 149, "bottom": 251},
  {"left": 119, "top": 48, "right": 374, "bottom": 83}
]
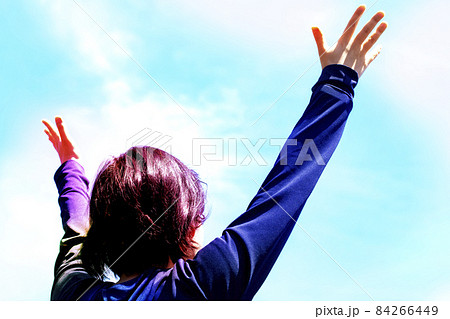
[{"left": 0, "top": 0, "right": 449, "bottom": 300}]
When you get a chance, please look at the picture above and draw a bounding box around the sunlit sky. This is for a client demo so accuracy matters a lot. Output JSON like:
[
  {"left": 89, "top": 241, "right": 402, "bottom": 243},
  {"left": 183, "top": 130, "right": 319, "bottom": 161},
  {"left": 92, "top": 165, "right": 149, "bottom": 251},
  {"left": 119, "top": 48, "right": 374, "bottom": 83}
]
[{"left": 0, "top": 0, "right": 449, "bottom": 301}]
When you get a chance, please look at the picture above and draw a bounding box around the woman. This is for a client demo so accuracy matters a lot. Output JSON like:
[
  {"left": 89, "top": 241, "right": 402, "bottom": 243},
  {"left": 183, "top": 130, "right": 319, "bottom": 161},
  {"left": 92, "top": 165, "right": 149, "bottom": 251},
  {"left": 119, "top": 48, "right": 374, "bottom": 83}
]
[{"left": 43, "top": 5, "right": 387, "bottom": 300}]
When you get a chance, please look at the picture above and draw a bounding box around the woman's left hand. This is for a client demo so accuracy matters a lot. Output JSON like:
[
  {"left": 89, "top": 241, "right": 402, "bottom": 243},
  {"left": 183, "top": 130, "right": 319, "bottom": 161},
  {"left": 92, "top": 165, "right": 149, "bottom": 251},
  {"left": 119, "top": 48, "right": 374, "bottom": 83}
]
[
  {"left": 42, "top": 117, "right": 80, "bottom": 164},
  {"left": 312, "top": 5, "right": 388, "bottom": 77}
]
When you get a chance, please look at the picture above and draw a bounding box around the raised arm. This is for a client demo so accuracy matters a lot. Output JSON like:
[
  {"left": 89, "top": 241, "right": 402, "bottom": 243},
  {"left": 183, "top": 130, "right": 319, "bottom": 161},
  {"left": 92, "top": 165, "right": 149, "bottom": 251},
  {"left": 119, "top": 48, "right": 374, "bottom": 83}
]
[
  {"left": 173, "top": 6, "right": 387, "bottom": 300},
  {"left": 43, "top": 117, "right": 94, "bottom": 300},
  {"left": 42, "top": 117, "right": 89, "bottom": 235}
]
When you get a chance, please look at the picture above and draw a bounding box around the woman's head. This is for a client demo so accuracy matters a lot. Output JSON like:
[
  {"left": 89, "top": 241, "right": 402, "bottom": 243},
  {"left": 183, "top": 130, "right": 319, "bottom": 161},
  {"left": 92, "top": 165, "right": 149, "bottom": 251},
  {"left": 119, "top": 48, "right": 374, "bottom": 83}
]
[{"left": 80, "top": 146, "right": 206, "bottom": 279}]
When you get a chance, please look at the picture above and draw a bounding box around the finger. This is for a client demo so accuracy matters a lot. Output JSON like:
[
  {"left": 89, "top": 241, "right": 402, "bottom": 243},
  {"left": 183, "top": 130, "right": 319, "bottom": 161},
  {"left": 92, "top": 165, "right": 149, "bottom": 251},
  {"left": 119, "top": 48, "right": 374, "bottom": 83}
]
[
  {"left": 366, "top": 45, "right": 383, "bottom": 67},
  {"left": 42, "top": 119, "right": 60, "bottom": 141},
  {"left": 44, "top": 129, "right": 59, "bottom": 148},
  {"left": 361, "top": 22, "right": 388, "bottom": 53},
  {"left": 44, "top": 129, "right": 52, "bottom": 139},
  {"left": 312, "top": 27, "right": 328, "bottom": 56},
  {"left": 55, "top": 117, "right": 69, "bottom": 142},
  {"left": 338, "top": 5, "right": 366, "bottom": 46},
  {"left": 353, "top": 11, "right": 385, "bottom": 45}
]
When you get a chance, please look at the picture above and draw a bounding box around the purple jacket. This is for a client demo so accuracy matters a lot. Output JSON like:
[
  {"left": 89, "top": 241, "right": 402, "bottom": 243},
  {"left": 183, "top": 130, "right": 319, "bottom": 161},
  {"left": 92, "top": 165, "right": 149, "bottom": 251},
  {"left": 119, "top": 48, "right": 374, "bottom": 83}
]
[{"left": 50, "top": 64, "right": 358, "bottom": 300}]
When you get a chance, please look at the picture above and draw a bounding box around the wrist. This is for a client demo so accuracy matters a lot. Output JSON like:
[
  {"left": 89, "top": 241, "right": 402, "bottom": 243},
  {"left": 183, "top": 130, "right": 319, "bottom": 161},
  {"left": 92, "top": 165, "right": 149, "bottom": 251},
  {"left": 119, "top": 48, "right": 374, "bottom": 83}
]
[
  {"left": 316, "top": 64, "right": 359, "bottom": 98},
  {"left": 60, "top": 155, "right": 79, "bottom": 165}
]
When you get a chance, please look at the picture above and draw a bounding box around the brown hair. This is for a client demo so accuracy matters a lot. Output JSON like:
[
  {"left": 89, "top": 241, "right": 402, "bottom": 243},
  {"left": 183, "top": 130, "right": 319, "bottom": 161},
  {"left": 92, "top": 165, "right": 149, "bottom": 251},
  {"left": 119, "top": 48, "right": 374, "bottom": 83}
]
[{"left": 80, "top": 146, "right": 206, "bottom": 279}]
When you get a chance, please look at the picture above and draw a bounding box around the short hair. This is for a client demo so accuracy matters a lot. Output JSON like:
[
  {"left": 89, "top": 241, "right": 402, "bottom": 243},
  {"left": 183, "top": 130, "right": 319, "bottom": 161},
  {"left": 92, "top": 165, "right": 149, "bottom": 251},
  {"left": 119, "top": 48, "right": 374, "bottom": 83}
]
[{"left": 80, "top": 146, "right": 207, "bottom": 279}]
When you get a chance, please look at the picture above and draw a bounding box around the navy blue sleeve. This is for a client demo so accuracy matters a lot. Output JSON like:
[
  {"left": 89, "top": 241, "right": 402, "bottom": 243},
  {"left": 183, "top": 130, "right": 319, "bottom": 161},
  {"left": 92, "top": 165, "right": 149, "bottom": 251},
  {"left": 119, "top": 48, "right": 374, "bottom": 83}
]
[
  {"left": 51, "top": 160, "right": 96, "bottom": 300},
  {"left": 182, "top": 64, "right": 359, "bottom": 300}
]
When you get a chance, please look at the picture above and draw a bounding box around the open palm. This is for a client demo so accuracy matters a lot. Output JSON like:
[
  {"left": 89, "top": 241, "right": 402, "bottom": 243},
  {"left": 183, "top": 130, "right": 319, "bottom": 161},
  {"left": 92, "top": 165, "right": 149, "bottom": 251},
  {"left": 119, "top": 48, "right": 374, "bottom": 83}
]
[
  {"left": 42, "top": 117, "right": 79, "bottom": 164},
  {"left": 312, "top": 5, "right": 388, "bottom": 77}
]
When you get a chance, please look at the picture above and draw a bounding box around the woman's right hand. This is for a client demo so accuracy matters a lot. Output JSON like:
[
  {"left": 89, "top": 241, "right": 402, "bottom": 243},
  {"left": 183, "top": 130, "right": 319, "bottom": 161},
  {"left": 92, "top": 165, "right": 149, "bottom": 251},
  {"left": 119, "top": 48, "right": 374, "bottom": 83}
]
[
  {"left": 312, "top": 5, "right": 388, "bottom": 77},
  {"left": 42, "top": 117, "right": 80, "bottom": 164}
]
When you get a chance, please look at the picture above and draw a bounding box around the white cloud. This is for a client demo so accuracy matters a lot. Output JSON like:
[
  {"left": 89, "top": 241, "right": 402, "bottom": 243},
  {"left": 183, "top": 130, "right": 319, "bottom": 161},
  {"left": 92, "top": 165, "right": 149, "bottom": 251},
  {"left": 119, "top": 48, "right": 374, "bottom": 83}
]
[
  {"left": 156, "top": 0, "right": 355, "bottom": 61},
  {"left": 33, "top": 0, "right": 250, "bottom": 178},
  {"left": 381, "top": 0, "right": 450, "bottom": 170}
]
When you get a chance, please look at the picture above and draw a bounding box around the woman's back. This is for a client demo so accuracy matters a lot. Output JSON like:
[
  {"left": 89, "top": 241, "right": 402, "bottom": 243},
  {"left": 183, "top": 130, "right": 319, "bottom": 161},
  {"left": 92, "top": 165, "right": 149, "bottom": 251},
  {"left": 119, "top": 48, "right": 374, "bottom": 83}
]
[
  {"left": 50, "top": 64, "right": 358, "bottom": 300},
  {"left": 44, "top": 6, "right": 387, "bottom": 300}
]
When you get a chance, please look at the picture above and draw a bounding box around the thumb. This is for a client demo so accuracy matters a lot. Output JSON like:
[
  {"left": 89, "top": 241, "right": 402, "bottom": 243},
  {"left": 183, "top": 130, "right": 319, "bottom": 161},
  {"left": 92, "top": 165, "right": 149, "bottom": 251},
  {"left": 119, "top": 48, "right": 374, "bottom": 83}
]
[{"left": 311, "top": 27, "right": 327, "bottom": 57}]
